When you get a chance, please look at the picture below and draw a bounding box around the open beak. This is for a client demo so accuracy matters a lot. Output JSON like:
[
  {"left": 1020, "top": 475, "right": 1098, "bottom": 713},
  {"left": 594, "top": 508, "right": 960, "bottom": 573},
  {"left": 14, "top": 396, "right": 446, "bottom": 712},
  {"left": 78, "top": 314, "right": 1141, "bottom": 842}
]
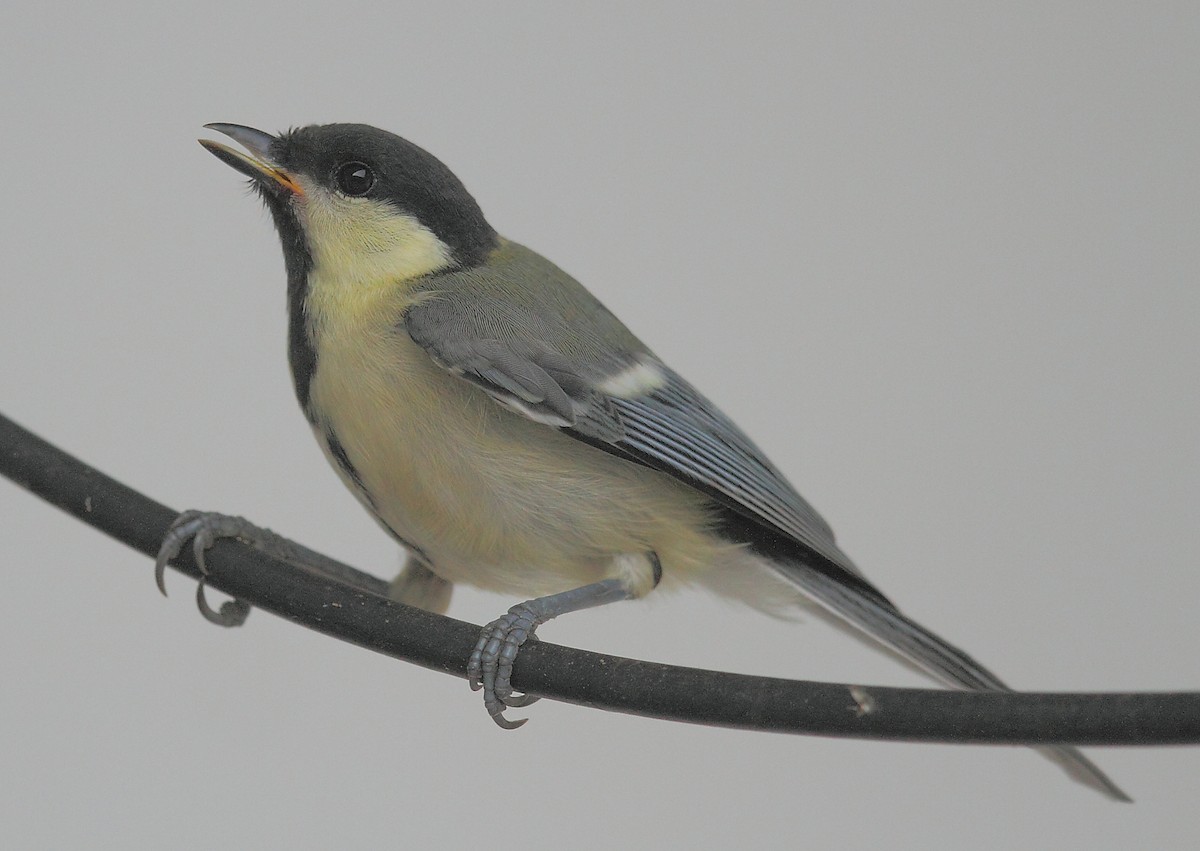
[{"left": 199, "top": 123, "right": 304, "bottom": 196}]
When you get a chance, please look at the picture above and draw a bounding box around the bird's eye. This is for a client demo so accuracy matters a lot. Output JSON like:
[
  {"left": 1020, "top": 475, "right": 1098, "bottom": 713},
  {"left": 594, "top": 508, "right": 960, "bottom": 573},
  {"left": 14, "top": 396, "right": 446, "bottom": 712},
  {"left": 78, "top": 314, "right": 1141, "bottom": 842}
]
[{"left": 335, "top": 161, "right": 375, "bottom": 196}]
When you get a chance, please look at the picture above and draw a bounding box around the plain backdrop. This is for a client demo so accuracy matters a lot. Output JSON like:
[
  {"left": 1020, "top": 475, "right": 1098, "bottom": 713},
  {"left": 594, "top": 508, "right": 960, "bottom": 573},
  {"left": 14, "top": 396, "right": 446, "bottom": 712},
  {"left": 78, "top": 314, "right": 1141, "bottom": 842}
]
[{"left": 2, "top": 3, "right": 1197, "bottom": 848}]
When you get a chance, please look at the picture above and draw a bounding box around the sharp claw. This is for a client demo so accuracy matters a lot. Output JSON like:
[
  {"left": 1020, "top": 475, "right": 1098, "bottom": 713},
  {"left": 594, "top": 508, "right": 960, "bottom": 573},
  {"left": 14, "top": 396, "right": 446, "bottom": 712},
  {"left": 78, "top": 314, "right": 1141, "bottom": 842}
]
[
  {"left": 503, "top": 693, "right": 540, "bottom": 708},
  {"left": 468, "top": 677, "right": 482, "bottom": 691},
  {"left": 195, "top": 581, "right": 250, "bottom": 628},
  {"left": 195, "top": 581, "right": 224, "bottom": 625},
  {"left": 156, "top": 511, "right": 254, "bottom": 628},
  {"left": 154, "top": 557, "right": 170, "bottom": 597},
  {"left": 486, "top": 693, "right": 528, "bottom": 729},
  {"left": 491, "top": 714, "right": 528, "bottom": 730},
  {"left": 154, "top": 517, "right": 191, "bottom": 597}
]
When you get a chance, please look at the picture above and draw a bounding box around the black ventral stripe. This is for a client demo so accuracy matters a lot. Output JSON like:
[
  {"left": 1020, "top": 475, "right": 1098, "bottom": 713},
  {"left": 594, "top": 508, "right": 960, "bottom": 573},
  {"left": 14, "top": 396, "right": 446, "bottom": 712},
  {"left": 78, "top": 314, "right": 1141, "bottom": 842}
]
[{"left": 255, "top": 185, "right": 318, "bottom": 412}]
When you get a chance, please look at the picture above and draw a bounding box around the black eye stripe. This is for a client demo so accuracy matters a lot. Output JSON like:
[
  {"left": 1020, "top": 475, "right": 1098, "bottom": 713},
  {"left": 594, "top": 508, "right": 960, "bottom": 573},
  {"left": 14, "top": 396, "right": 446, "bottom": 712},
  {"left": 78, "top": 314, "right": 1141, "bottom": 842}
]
[{"left": 335, "top": 161, "right": 375, "bottom": 196}]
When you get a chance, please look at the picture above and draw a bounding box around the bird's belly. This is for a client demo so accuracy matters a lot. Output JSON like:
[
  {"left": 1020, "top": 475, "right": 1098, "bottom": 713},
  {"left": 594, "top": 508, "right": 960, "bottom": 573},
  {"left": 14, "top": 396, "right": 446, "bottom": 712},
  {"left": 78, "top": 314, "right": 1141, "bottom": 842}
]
[{"left": 306, "top": 324, "right": 719, "bottom": 597}]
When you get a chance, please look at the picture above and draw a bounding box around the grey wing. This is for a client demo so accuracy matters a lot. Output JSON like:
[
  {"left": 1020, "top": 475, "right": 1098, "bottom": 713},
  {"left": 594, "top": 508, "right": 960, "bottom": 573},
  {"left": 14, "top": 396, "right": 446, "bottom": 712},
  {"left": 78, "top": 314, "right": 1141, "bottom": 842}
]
[
  {"left": 404, "top": 291, "right": 864, "bottom": 582},
  {"left": 600, "top": 368, "right": 868, "bottom": 579},
  {"left": 405, "top": 293, "right": 628, "bottom": 442}
]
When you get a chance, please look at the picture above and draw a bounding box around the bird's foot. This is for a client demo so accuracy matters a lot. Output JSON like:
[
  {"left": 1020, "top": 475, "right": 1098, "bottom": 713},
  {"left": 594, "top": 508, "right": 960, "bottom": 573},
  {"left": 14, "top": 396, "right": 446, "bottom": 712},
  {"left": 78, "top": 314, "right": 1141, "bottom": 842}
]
[
  {"left": 467, "top": 603, "right": 544, "bottom": 729},
  {"left": 464, "top": 577, "right": 637, "bottom": 728},
  {"left": 154, "top": 510, "right": 264, "bottom": 627}
]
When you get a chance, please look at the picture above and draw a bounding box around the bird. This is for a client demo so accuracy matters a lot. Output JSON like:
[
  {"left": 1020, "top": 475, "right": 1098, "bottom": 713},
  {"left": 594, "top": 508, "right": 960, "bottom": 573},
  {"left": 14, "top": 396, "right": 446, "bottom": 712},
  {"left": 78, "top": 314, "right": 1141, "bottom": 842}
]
[{"left": 161, "top": 121, "right": 1129, "bottom": 802}]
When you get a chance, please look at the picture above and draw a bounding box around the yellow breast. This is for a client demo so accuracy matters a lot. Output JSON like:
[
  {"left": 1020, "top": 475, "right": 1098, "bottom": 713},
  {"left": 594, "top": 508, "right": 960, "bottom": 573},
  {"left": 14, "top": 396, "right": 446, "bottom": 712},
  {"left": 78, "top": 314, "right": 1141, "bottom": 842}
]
[{"left": 295, "top": 202, "right": 720, "bottom": 595}]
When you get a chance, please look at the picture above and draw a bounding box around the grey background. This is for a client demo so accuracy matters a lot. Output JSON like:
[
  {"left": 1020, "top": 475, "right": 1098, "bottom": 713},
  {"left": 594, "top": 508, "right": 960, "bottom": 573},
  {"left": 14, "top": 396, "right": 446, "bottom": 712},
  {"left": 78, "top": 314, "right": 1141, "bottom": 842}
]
[{"left": 2, "top": 3, "right": 1197, "bottom": 848}]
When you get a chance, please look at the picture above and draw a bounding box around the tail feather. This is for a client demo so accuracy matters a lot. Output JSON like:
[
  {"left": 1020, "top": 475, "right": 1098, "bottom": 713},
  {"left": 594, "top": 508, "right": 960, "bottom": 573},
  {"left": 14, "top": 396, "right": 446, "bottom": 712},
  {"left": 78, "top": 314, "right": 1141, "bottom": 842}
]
[{"left": 770, "top": 557, "right": 1131, "bottom": 802}]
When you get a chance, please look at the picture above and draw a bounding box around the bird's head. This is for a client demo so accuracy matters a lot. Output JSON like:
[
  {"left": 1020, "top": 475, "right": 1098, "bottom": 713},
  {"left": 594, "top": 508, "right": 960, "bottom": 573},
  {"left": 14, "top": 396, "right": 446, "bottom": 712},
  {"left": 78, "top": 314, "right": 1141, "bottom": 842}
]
[{"left": 200, "top": 123, "right": 497, "bottom": 285}]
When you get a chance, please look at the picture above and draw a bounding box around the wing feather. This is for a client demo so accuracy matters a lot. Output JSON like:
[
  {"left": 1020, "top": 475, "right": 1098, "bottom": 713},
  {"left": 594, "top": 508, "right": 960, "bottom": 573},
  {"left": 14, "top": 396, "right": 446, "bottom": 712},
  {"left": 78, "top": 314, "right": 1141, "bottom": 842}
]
[
  {"left": 606, "top": 370, "right": 863, "bottom": 577},
  {"left": 404, "top": 291, "right": 864, "bottom": 581}
]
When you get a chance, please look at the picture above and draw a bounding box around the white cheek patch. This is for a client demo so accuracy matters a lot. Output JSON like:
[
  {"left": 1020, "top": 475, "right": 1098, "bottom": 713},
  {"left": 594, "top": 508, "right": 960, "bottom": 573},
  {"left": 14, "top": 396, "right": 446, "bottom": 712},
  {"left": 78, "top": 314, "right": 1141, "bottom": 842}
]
[
  {"left": 598, "top": 356, "right": 667, "bottom": 398},
  {"left": 295, "top": 180, "right": 454, "bottom": 287}
]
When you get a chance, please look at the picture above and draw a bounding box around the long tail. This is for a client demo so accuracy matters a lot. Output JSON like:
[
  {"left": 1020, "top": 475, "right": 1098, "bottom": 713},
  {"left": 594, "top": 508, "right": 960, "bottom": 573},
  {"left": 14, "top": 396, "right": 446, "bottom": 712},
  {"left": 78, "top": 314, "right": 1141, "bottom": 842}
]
[{"left": 769, "top": 557, "right": 1131, "bottom": 802}]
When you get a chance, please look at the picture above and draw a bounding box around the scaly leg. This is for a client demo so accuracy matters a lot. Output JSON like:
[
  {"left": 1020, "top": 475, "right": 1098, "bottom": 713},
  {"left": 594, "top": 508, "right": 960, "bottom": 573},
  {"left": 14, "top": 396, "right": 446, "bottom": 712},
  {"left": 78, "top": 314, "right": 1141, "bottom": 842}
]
[{"left": 468, "top": 553, "right": 662, "bottom": 728}]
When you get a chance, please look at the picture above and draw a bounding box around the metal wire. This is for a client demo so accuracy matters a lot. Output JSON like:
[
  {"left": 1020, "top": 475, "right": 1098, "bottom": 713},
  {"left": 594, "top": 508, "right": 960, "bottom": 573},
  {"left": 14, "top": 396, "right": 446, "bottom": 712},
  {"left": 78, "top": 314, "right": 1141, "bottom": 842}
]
[{"left": 3, "top": 410, "right": 1198, "bottom": 746}]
